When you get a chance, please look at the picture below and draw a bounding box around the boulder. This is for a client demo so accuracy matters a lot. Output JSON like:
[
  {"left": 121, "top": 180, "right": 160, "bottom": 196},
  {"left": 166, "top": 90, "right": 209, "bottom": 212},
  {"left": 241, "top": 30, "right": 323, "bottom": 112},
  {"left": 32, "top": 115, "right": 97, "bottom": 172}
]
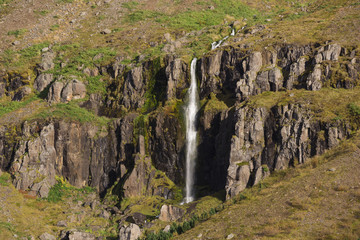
[
  {"left": 99, "top": 209, "right": 111, "bottom": 219},
  {"left": 125, "top": 212, "right": 147, "bottom": 226},
  {"left": 39, "top": 233, "right": 56, "bottom": 240},
  {"left": 226, "top": 164, "right": 251, "bottom": 199},
  {"left": 314, "top": 44, "right": 341, "bottom": 63},
  {"left": 60, "top": 229, "right": 96, "bottom": 240},
  {"left": 39, "top": 52, "right": 55, "bottom": 71},
  {"left": 12, "top": 86, "right": 32, "bottom": 101},
  {"left": 163, "top": 225, "right": 171, "bottom": 233},
  {"left": 61, "top": 79, "right": 86, "bottom": 102},
  {"left": 57, "top": 220, "right": 67, "bottom": 227},
  {"left": 118, "top": 224, "right": 141, "bottom": 240},
  {"left": 47, "top": 81, "right": 64, "bottom": 103},
  {"left": 159, "top": 205, "right": 185, "bottom": 222},
  {"left": 306, "top": 64, "right": 322, "bottom": 91},
  {"left": 34, "top": 73, "right": 53, "bottom": 92},
  {"left": 101, "top": 29, "right": 112, "bottom": 34}
]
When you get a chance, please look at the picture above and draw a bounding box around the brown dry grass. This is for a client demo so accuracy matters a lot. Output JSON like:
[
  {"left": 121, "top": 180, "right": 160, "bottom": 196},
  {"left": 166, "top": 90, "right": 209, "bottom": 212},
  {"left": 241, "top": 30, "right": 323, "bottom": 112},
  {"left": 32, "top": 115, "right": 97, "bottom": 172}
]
[{"left": 174, "top": 135, "right": 360, "bottom": 240}]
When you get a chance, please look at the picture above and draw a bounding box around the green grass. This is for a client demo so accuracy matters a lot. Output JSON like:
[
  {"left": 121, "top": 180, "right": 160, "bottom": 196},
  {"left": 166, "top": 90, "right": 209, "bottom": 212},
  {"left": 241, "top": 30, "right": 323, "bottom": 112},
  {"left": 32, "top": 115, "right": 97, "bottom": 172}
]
[
  {"left": 122, "top": 1, "right": 139, "bottom": 10},
  {"left": 0, "top": 0, "right": 13, "bottom": 16},
  {"left": 158, "top": 0, "right": 262, "bottom": 31},
  {"left": 0, "top": 95, "right": 39, "bottom": 118},
  {"left": 0, "top": 0, "right": 12, "bottom": 4},
  {"left": 87, "top": 76, "right": 107, "bottom": 95},
  {"left": 0, "top": 222, "right": 17, "bottom": 235},
  {"left": 0, "top": 42, "right": 49, "bottom": 69},
  {"left": 0, "top": 173, "right": 11, "bottom": 186},
  {"left": 34, "top": 10, "right": 49, "bottom": 16},
  {"left": 123, "top": 0, "right": 262, "bottom": 31},
  {"left": 32, "top": 101, "right": 110, "bottom": 125},
  {"left": 242, "top": 87, "right": 360, "bottom": 124},
  {"left": 7, "top": 28, "right": 27, "bottom": 38},
  {"left": 47, "top": 176, "right": 95, "bottom": 202},
  {"left": 125, "top": 10, "right": 163, "bottom": 23},
  {"left": 51, "top": 44, "right": 117, "bottom": 76},
  {"left": 50, "top": 24, "right": 59, "bottom": 31},
  {"left": 201, "top": 93, "right": 228, "bottom": 114}
]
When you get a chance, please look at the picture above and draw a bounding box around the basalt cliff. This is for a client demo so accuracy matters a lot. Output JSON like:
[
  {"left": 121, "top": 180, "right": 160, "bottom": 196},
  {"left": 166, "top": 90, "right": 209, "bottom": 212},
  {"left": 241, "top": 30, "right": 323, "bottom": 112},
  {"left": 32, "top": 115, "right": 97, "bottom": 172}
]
[{"left": 0, "top": 0, "right": 360, "bottom": 239}]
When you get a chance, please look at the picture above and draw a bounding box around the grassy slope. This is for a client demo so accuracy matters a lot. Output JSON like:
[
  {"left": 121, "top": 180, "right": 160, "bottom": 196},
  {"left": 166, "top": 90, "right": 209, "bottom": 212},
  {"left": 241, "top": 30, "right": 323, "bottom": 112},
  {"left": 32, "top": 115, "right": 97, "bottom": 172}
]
[
  {"left": 174, "top": 136, "right": 360, "bottom": 240},
  {"left": 0, "top": 176, "right": 117, "bottom": 239}
]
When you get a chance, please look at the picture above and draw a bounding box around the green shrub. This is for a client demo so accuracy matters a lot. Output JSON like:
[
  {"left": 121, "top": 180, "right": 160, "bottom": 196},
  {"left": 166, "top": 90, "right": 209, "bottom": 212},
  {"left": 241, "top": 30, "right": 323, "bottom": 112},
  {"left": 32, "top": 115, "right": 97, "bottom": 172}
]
[
  {"left": 0, "top": 173, "right": 11, "bottom": 186},
  {"left": 7, "top": 29, "right": 27, "bottom": 38},
  {"left": 34, "top": 101, "right": 110, "bottom": 126},
  {"left": 50, "top": 24, "right": 59, "bottom": 31},
  {"left": 47, "top": 177, "right": 96, "bottom": 202},
  {"left": 348, "top": 103, "right": 360, "bottom": 116}
]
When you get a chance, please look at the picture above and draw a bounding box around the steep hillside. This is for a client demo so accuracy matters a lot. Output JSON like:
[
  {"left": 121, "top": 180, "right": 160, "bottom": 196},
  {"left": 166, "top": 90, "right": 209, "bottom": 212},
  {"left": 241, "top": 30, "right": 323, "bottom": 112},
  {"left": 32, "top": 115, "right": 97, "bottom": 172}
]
[
  {"left": 0, "top": 0, "right": 360, "bottom": 239},
  {"left": 175, "top": 136, "right": 360, "bottom": 239}
]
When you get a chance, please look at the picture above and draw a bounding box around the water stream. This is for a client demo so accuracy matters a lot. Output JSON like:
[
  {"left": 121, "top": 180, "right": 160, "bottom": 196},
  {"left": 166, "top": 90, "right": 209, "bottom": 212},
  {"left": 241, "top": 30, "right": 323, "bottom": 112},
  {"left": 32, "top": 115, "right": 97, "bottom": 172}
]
[
  {"left": 211, "top": 26, "right": 239, "bottom": 50},
  {"left": 184, "top": 58, "right": 199, "bottom": 204}
]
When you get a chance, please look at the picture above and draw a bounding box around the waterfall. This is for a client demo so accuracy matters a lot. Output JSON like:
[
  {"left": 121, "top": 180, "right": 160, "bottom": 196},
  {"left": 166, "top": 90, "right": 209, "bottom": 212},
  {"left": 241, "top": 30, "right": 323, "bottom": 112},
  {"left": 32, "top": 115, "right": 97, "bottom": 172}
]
[
  {"left": 211, "top": 27, "right": 236, "bottom": 50},
  {"left": 184, "top": 58, "right": 199, "bottom": 204},
  {"left": 211, "top": 36, "right": 229, "bottom": 50}
]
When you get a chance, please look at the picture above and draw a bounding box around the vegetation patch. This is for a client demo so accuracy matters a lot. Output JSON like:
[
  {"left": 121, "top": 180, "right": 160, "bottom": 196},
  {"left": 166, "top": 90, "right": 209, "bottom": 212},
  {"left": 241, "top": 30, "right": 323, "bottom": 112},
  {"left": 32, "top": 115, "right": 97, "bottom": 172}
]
[
  {"left": 47, "top": 176, "right": 95, "bottom": 202},
  {"left": 0, "top": 42, "right": 49, "bottom": 70},
  {"left": 7, "top": 28, "right": 27, "bottom": 38},
  {"left": 201, "top": 92, "right": 228, "bottom": 114},
  {"left": 0, "top": 95, "right": 39, "bottom": 118},
  {"left": 32, "top": 101, "right": 110, "bottom": 125},
  {"left": 0, "top": 172, "right": 11, "bottom": 186}
]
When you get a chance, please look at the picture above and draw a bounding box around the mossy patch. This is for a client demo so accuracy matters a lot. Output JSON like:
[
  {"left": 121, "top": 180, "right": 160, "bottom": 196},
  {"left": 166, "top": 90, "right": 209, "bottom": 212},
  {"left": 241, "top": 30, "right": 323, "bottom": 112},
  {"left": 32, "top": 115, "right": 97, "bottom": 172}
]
[{"left": 30, "top": 100, "right": 110, "bottom": 126}]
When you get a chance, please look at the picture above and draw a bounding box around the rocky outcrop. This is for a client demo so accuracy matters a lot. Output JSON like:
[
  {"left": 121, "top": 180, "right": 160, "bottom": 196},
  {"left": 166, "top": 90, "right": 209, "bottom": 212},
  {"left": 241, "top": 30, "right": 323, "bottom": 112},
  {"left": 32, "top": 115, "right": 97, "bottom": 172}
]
[
  {"left": 119, "top": 224, "right": 141, "bottom": 240},
  {"left": 2, "top": 120, "right": 120, "bottom": 197},
  {"left": 159, "top": 204, "right": 185, "bottom": 222},
  {"left": 0, "top": 71, "right": 32, "bottom": 101},
  {"left": 11, "top": 123, "right": 57, "bottom": 198},
  {"left": 219, "top": 103, "right": 351, "bottom": 199},
  {"left": 106, "top": 58, "right": 167, "bottom": 112},
  {"left": 0, "top": 42, "right": 359, "bottom": 207},
  {"left": 39, "top": 233, "right": 56, "bottom": 240},
  {"left": 60, "top": 230, "right": 96, "bottom": 240},
  {"left": 47, "top": 79, "right": 86, "bottom": 103},
  {"left": 122, "top": 66, "right": 147, "bottom": 109},
  {"left": 149, "top": 111, "right": 185, "bottom": 184},
  {"left": 199, "top": 43, "right": 359, "bottom": 101},
  {"left": 0, "top": 108, "right": 182, "bottom": 199},
  {"left": 34, "top": 51, "right": 56, "bottom": 92},
  {"left": 164, "top": 55, "right": 189, "bottom": 100}
]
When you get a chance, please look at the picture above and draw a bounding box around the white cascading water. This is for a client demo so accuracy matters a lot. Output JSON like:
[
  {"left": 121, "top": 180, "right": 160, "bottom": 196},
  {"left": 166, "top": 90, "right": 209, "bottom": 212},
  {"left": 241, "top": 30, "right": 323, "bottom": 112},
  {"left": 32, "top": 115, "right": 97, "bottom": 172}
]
[
  {"left": 211, "top": 27, "right": 236, "bottom": 50},
  {"left": 184, "top": 58, "right": 199, "bottom": 204}
]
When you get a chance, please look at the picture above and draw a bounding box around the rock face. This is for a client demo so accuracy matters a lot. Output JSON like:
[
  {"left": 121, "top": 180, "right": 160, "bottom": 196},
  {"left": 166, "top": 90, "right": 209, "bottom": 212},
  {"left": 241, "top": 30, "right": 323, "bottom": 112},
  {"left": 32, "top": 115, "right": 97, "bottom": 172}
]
[
  {"left": 0, "top": 71, "right": 32, "bottom": 101},
  {"left": 118, "top": 224, "right": 141, "bottom": 240},
  {"left": 149, "top": 112, "right": 185, "bottom": 184},
  {"left": 164, "top": 55, "right": 189, "bottom": 100},
  {"left": 34, "top": 51, "right": 56, "bottom": 92},
  {"left": 0, "top": 42, "right": 359, "bottom": 203},
  {"left": 159, "top": 205, "right": 185, "bottom": 222},
  {"left": 47, "top": 79, "right": 86, "bottom": 103},
  {"left": 215, "top": 104, "right": 350, "bottom": 199},
  {"left": 1, "top": 120, "right": 121, "bottom": 197},
  {"left": 199, "top": 43, "right": 359, "bottom": 101}
]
